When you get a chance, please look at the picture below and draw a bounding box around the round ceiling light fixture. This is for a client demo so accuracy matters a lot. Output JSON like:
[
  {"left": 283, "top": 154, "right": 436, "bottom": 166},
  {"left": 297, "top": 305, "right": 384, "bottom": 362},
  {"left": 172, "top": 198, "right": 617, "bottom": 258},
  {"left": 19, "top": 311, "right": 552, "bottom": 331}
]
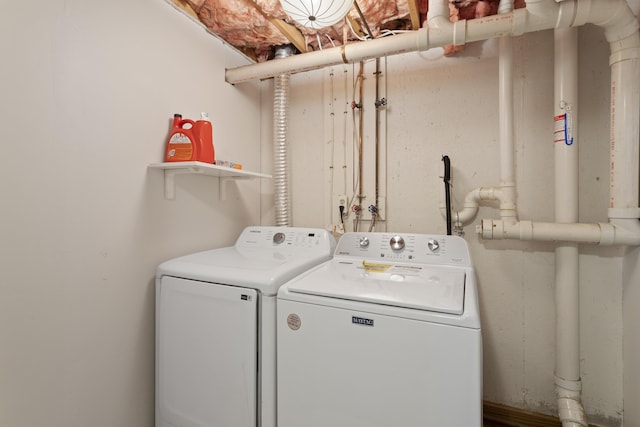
[{"left": 279, "top": 0, "right": 355, "bottom": 29}]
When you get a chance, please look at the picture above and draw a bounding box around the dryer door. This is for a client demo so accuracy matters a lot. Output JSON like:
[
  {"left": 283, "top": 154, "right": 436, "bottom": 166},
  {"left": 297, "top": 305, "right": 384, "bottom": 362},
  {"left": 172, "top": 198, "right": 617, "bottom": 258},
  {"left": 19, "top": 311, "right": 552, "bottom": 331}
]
[{"left": 157, "top": 276, "right": 258, "bottom": 427}]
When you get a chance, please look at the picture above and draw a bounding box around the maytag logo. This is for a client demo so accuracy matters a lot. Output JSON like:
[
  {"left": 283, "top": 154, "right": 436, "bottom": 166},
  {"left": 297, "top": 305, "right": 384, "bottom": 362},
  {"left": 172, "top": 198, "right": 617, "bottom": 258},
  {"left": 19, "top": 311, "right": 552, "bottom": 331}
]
[{"left": 352, "top": 316, "right": 374, "bottom": 326}]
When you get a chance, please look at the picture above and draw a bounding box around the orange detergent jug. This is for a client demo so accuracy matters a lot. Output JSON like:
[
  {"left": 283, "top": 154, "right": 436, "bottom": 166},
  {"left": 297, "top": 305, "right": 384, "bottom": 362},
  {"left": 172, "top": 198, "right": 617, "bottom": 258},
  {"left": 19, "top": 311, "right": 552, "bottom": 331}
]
[
  {"left": 165, "top": 114, "right": 199, "bottom": 162},
  {"left": 164, "top": 113, "right": 215, "bottom": 163},
  {"left": 195, "top": 112, "right": 214, "bottom": 164}
]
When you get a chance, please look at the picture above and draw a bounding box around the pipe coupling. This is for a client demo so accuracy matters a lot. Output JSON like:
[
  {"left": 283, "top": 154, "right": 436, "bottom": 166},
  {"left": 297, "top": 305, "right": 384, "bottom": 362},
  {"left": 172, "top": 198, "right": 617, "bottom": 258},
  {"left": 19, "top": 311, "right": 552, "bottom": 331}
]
[
  {"left": 555, "top": 376, "right": 588, "bottom": 427},
  {"left": 416, "top": 27, "right": 430, "bottom": 51},
  {"left": 557, "top": 397, "right": 588, "bottom": 427}
]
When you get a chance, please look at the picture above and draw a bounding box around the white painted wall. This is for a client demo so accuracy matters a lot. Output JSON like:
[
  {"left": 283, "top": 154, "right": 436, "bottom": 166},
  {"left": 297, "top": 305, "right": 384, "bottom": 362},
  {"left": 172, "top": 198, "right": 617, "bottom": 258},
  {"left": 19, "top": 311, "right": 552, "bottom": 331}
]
[
  {"left": 0, "top": 1, "right": 263, "bottom": 427},
  {"left": 279, "top": 26, "right": 629, "bottom": 426}
]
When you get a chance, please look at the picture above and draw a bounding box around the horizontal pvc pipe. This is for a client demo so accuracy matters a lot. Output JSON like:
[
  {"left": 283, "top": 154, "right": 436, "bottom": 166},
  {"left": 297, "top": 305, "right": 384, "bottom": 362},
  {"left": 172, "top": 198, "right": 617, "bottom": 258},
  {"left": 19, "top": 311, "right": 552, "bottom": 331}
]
[
  {"left": 226, "top": 0, "right": 637, "bottom": 84},
  {"left": 478, "top": 219, "right": 640, "bottom": 245},
  {"left": 226, "top": 2, "right": 541, "bottom": 83}
]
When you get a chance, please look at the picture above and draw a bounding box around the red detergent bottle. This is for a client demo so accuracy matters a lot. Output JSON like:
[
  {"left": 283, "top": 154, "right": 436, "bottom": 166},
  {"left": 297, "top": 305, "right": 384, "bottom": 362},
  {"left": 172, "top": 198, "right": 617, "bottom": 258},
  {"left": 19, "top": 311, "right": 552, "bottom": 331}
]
[
  {"left": 195, "top": 112, "right": 214, "bottom": 164},
  {"left": 165, "top": 113, "right": 199, "bottom": 162}
]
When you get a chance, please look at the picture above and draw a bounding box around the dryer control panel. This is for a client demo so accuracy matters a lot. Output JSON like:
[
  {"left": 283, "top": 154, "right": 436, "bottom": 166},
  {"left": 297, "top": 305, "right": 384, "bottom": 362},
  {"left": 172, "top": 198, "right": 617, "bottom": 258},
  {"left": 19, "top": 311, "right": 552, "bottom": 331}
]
[
  {"left": 237, "top": 226, "right": 336, "bottom": 250},
  {"left": 335, "top": 232, "right": 471, "bottom": 266}
]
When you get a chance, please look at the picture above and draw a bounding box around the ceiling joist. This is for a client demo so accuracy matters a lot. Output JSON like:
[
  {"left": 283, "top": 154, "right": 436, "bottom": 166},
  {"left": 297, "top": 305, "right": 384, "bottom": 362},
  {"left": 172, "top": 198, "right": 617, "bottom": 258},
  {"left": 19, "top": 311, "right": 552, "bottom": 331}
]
[
  {"left": 407, "top": 0, "right": 421, "bottom": 30},
  {"left": 247, "top": 0, "right": 309, "bottom": 53},
  {"left": 170, "top": 0, "right": 199, "bottom": 20}
]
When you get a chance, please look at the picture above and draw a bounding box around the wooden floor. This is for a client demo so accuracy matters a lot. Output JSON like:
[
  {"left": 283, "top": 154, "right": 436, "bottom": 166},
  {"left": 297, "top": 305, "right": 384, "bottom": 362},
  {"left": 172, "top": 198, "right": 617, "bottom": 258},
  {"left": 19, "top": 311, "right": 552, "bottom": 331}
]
[
  {"left": 482, "top": 401, "right": 567, "bottom": 427},
  {"left": 484, "top": 420, "right": 516, "bottom": 426}
]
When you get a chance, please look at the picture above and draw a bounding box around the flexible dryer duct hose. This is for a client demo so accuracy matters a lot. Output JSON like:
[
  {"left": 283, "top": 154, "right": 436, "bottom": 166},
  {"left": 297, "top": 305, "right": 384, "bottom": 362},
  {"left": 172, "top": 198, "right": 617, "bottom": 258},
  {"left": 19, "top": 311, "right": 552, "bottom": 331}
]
[{"left": 273, "top": 46, "right": 295, "bottom": 226}]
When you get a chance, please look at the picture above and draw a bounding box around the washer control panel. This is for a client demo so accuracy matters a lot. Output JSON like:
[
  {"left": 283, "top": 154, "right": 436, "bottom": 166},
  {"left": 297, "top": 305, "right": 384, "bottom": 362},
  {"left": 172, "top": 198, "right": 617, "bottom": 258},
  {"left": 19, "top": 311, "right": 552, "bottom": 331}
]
[{"left": 334, "top": 232, "right": 471, "bottom": 266}]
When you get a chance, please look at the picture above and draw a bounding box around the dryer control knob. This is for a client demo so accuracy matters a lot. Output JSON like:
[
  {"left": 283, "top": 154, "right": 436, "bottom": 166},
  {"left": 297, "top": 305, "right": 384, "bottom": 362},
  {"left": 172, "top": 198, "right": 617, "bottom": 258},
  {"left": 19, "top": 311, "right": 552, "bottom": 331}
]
[
  {"left": 273, "top": 232, "right": 286, "bottom": 244},
  {"left": 427, "top": 239, "right": 440, "bottom": 252},
  {"left": 359, "top": 237, "right": 370, "bottom": 248},
  {"left": 390, "top": 235, "right": 405, "bottom": 251}
]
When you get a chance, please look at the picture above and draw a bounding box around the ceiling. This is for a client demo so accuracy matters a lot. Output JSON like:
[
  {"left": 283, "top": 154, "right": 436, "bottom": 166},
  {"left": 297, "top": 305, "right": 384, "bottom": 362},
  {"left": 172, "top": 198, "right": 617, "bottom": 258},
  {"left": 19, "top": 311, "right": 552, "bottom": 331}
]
[{"left": 170, "top": 0, "right": 519, "bottom": 62}]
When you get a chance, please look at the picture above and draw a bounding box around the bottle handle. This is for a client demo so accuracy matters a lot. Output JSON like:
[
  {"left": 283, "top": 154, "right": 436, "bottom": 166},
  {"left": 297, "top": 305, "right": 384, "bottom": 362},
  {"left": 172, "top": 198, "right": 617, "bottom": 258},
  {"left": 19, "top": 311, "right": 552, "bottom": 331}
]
[{"left": 179, "top": 119, "right": 196, "bottom": 129}]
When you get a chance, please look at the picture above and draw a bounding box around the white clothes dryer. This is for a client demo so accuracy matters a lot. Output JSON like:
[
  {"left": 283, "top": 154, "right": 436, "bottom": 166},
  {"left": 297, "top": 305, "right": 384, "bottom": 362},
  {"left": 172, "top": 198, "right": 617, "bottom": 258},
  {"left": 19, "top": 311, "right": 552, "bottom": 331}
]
[
  {"left": 155, "top": 226, "right": 336, "bottom": 427},
  {"left": 277, "top": 232, "right": 482, "bottom": 427}
]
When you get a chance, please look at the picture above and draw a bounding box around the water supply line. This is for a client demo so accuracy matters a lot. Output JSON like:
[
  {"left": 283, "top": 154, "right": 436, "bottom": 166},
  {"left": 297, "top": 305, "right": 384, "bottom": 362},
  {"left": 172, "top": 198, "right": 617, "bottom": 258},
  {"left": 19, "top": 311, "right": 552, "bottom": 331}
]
[
  {"left": 355, "top": 62, "right": 365, "bottom": 231},
  {"left": 273, "top": 45, "right": 295, "bottom": 226},
  {"left": 373, "top": 57, "right": 382, "bottom": 230}
]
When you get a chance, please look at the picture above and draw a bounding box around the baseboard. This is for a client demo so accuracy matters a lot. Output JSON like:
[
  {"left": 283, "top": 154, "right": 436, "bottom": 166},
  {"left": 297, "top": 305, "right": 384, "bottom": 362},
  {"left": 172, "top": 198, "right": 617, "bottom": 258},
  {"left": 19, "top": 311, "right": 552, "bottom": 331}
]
[{"left": 483, "top": 401, "right": 563, "bottom": 427}]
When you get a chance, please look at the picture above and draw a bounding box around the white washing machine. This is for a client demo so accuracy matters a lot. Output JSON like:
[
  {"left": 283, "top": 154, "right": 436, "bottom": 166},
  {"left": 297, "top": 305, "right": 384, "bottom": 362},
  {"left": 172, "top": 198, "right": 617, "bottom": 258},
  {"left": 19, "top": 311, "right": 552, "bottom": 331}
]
[
  {"left": 277, "top": 232, "right": 482, "bottom": 427},
  {"left": 155, "top": 226, "right": 336, "bottom": 427}
]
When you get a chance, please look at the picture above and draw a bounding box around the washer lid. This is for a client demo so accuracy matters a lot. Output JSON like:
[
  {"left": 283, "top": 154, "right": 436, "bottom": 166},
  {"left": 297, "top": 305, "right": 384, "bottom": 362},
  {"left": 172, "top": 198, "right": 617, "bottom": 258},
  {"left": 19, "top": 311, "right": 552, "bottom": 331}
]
[{"left": 286, "top": 260, "right": 466, "bottom": 315}]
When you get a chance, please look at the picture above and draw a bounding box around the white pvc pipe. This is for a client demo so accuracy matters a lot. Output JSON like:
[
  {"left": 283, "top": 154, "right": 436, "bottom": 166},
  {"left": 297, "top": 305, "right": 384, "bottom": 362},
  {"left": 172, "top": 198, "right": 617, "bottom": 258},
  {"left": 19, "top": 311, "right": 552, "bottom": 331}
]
[
  {"left": 553, "top": 26, "right": 586, "bottom": 427},
  {"left": 608, "top": 32, "right": 640, "bottom": 214},
  {"left": 475, "top": 3, "right": 640, "bottom": 246},
  {"left": 554, "top": 28, "right": 579, "bottom": 226},
  {"left": 226, "top": 0, "right": 637, "bottom": 84},
  {"left": 556, "top": 376, "right": 587, "bottom": 427},
  {"left": 478, "top": 219, "right": 640, "bottom": 245},
  {"left": 439, "top": 187, "right": 501, "bottom": 227},
  {"left": 440, "top": 2, "right": 516, "bottom": 227},
  {"left": 576, "top": 0, "right": 640, "bottom": 200},
  {"left": 498, "top": 35, "right": 517, "bottom": 220},
  {"left": 226, "top": 2, "right": 535, "bottom": 84}
]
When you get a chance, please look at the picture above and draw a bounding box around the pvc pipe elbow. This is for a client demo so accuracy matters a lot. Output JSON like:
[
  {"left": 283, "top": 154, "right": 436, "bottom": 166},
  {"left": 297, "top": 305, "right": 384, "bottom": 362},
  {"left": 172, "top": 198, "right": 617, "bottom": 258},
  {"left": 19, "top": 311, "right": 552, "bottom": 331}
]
[
  {"left": 456, "top": 205, "right": 480, "bottom": 225},
  {"left": 608, "top": 209, "right": 640, "bottom": 245},
  {"left": 453, "top": 187, "right": 502, "bottom": 225},
  {"left": 577, "top": 0, "right": 640, "bottom": 41},
  {"left": 611, "top": 218, "right": 640, "bottom": 245}
]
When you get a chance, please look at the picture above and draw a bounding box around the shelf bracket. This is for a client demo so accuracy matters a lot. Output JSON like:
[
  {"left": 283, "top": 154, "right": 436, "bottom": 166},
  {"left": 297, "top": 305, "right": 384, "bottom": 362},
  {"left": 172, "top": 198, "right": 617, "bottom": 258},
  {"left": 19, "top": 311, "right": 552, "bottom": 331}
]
[
  {"left": 164, "top": 169, "right": 186, "bottom": 200},
  {"left": 220, "top": 177, "right": 233, "bottom": 200},
  {"left": 164, "top": 169, "right": 240, "bottom": 200}
]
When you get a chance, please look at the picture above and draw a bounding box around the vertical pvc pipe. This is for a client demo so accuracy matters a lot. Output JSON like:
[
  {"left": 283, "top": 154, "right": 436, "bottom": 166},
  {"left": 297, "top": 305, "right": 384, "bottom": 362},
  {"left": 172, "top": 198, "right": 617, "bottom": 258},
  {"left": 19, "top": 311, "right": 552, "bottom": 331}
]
[
  {"left": 499, "top": 36, "right": 517, "bottom": 220},
  {"left": 554, "top": 27, "right": 586, "bottom": 427},
  {"left": 609, "top": 33, "right": 640, "bottom": 212}
]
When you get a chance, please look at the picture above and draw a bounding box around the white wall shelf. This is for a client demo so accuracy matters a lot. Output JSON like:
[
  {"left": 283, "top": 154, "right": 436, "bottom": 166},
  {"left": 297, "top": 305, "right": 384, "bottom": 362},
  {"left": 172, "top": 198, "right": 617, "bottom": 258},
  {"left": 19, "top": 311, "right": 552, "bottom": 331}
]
[{"left": 148, "top": 161, "right": 271, "bottom": 200}]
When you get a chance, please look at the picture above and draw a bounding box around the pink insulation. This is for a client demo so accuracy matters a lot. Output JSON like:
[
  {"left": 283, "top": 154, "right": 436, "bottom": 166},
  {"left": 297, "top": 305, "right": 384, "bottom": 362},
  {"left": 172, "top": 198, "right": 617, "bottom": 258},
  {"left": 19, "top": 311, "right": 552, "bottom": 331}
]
[{"left": 182, "top": 0, "right": 525, "bottom": 61}]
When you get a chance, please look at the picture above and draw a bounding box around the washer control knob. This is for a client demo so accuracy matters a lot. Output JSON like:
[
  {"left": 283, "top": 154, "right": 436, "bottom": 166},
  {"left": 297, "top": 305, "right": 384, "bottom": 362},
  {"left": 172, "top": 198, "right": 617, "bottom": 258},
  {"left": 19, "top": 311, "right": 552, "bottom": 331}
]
[
  {"left": 273, "top": 232, "right": 286, "bottom": 244},
  {"left": 390, "top": 235, "right": 405, "bottom": 251},
  {"left": 359, "top": 237, "right": 370, "bottom": 248},
  {"left": 427, "top": 239, "right": 440, "bottom": 252}
]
